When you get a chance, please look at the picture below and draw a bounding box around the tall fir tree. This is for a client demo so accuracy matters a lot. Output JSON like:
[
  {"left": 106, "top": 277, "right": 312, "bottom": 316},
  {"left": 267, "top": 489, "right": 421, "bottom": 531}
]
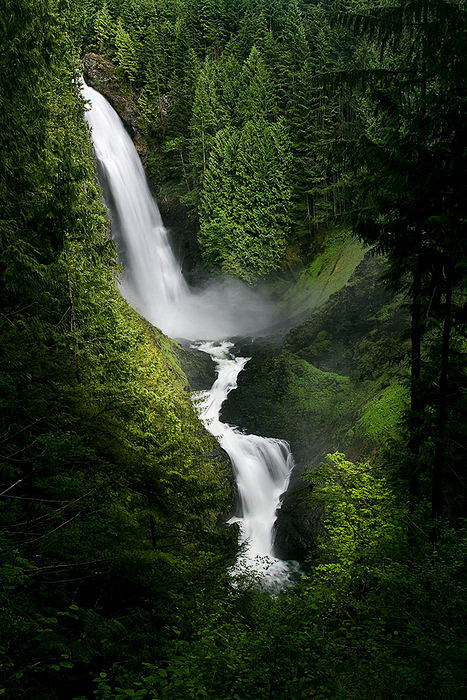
[
  {"left": 94, "top": 0, "right": 114, "bottom": 54},
  {"left": 239, "top": 45, "right": 277, "bottom": 122},
  {"left": 189, "top": 57, "right": 224, "bottom": 205},
  {"left": 199, "top": 117, "right": 292, "bottom": 279},
  {"left": 115, "top": 18, "right": 138, "bottom": 83}
]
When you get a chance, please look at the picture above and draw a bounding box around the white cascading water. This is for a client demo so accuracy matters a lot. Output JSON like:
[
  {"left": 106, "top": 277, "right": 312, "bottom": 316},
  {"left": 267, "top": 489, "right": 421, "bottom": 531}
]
[
  {"left": 194, "top": 342, "right": 296, "bottom": 586},
  {"left": 82, "top": 81, "right": 296, "bottom": 587}
]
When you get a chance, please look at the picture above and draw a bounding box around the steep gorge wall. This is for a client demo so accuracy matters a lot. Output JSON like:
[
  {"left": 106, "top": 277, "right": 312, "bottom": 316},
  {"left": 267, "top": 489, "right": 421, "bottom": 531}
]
[{"left": 81, "top": 58, "right": 407, "bottom": 565}]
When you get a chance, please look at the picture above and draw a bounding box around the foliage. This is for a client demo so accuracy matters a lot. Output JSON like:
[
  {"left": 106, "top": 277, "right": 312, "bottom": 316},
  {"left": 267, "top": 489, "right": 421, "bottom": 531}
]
[
  {"left": 66, "top": 0, "right": 358, "bottom": 275},
  {"left": 84, "top": 454, "right": 466, "bottom": 699},
  {"left": 356, "top": 381, "right": 408, "bottom": 445},
  {"left": 342, "top": 0, "right": 467, "bottom": 530},
  {"left": 115, "top": 18, "right": 138, "bottom": 82},
  {"left": 199, "top": 116, "right": 292, "bottom": 280}
]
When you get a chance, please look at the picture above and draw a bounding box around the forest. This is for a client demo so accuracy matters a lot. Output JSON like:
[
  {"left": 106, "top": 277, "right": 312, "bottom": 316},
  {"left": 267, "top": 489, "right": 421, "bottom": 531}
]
[{"left": 1, "top": 0, "right": 466, "bottom": 697}]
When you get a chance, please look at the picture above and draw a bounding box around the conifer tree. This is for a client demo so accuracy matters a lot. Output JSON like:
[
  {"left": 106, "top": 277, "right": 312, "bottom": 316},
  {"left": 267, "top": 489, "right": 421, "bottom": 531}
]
[
  {"left": 115, "top": 18, "right": 138, "bottom": 83},
  {"left": 200, "top": 0, "right": 225, "bottom": 58},
  {"left": 236, "top": 1, "right": 269, "bottom": 58},
  {"left": 343, "top": 0, "right": 467, "bottom": 532},
  {"left": 199, "top": 117, "right": 292, "bottom": 279},
  {"left": 138, "top": 22, "right": 167, "bottom": 135},
  {"left": 274, "top": 0, "right": 308, "bottom": 107},
  {"left": 217, "top": 53, "right": 241, "bottom": 126},
  {"left": 198, "top": 127, "right": 240, "bottom": 269},
  {"left": 189, "top": 57, "right": 223, "bottom": 202},
  {"left": 239, "top": 46, "right": 277, "bottom": 122},
  {"left": 94, "top": 0, "right": 114, "bottom": 54}
]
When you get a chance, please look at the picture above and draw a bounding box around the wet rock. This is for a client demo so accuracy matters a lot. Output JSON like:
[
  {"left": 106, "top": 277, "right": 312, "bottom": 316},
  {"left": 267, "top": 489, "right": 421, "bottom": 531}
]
[
  {"left": 273, "top": 484, "right": 323, "bottom": 561},
  {"left": 174, "top": 342, "right": 217, "bottom": 391}
]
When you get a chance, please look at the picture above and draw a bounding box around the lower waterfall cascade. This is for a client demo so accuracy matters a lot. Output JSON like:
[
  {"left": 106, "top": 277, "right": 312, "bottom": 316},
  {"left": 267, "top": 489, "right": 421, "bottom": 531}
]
[
  {"left": 82, "top": 80, "right": 296, "bottom": 588},
  {"left": 194, "top": 342, "right": 297, "bottom": 587}
]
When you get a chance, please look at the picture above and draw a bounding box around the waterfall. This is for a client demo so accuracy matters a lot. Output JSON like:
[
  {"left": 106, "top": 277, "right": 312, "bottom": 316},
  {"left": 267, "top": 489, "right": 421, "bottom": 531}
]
[
  {"left": 195, "top": 342, "right": 296, "bottom": 586},
  {"left": 82, "top": 81, "right": 296, "bottom": 587},
  {"left": 81, "top": 83, "right": 188, "bottom": 319},
  {"left": 82, "top": 82, "right": 276, "bottom": 341}
]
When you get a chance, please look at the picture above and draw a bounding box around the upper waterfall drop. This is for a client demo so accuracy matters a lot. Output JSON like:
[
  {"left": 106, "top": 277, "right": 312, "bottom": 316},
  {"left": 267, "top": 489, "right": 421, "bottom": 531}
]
[
  {"left": 82, "top": 81, "right": 276, "bottom": 341},
  {"left": 82, "top": 82, "right": 188, "bottom": 319}
]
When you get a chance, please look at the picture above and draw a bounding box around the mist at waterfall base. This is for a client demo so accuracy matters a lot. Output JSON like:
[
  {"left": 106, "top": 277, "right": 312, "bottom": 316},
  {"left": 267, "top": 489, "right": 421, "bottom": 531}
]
[{"left": 83, "top": 82, "right": 297, "bottom": 588}]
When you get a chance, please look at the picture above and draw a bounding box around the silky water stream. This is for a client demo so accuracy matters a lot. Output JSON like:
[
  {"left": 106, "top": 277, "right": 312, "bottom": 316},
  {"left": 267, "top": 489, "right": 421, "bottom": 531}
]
[{"left": 82, "top": 81, "right": 297, "bottom": 588}]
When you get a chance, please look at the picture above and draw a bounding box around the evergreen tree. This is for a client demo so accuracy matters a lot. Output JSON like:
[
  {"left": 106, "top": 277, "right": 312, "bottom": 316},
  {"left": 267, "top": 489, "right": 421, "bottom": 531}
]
[
  {"left": 2, "top": 0, "right": 466, "bottom": 696},
  {"left": 239, "top": 45, "right": 277, "bottom": 122},
  {"left": 138, "top": 22, "right": 167, "bottom": 136},
  {"left": 200, "top": 0, "right": 225, "bottom": 58},
  {"left": 189, "top": 57, "right": 223, "bottom": 204},
  {"left": 236, "top": 0, "right": 269, "bottom": 58},
  {"left": 115, "top": 18, "right": 138, "bottom": 83},
  {"left": 199, "top": 117, "right": 292, "bottom": 279},
  {"left": 217, "top": 53, "right": 242, "bottom": 126},
  {"left": 94, "top": 0, "right": 114, "bottom": 54},
  {"left": 197, "top": 127, "right": 240, "bottom": 269},
  {"left": 274, "top": 0, "right": 309, "bottom": 107},
  {"left": 343, "top": 0, "right": 467, "bottom": 533}
]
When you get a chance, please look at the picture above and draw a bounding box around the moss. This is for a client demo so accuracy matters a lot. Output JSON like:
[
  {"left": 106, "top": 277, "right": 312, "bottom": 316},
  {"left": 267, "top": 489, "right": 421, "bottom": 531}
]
[
  {"left": 223, "top": 351, "right": 373, "bottom": 469},
  {"left": 285, "top": 255, "right": 402, "bottom": 377},
  {"left": 356, "top": 382, "right": 409, "bottom": 444},
  {"left": 128, "top": 308, "right": 189, "bottom": 387},
  {"left": 282, "top": 228, "right": 367, "bottom": 317}
]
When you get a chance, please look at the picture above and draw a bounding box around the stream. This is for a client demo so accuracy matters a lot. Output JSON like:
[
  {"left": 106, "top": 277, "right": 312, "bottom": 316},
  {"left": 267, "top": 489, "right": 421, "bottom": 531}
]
[{"left": 82, "top": 80, "right": 297, "bottom": 588}]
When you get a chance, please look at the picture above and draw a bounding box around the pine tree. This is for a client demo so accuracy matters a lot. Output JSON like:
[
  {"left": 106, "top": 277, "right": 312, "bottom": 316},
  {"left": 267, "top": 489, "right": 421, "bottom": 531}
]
[
  {"left": 138, "top": 22, "right": 167, "bottom": 136},
  {"left": 94, "top": 0, "right": 114, "bottom": 55},
  {"left": 115, "top": 18, "right": 138, "bottom": 83},
  {"left": 200, "top": 0, "right": 225, "bottom": 58},
  {"left": 217, "top": 53, "right": 242, "bottom": 126},
  {"left": 168, "top": 18, "right": 199, "bottom": 135},
  {"left": 274, "top": 0, "right": 309, "bottom": 108},
  {"left": 189, "top": 57, "right": 223, "bottom": 203},
  {"left": 197, "top": 127, "right": 238, "bottom": 266},
  {"left": 199, "top": 117, "right": 292, "bottom": 280},
  {"left": 342, "top": 0, "right": 467, "bottom": 533},
  {"left": 233, "top": 117, "right": 292, "bottom": 277},
  {"left": 239, "top": 46, "right": 277, "bottom": 122},
  {"left": 236, "top": 0, "right": 269, "bottom": 58}
]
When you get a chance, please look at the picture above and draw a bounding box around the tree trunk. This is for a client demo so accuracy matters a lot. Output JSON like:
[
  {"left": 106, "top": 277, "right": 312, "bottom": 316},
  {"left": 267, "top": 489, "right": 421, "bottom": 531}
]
[
  {"left": 409, "top": 255, "right": 422, "bottom": 514},
  {"left": 431, "top": 266, "right": 453, "bottom": 543}
]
